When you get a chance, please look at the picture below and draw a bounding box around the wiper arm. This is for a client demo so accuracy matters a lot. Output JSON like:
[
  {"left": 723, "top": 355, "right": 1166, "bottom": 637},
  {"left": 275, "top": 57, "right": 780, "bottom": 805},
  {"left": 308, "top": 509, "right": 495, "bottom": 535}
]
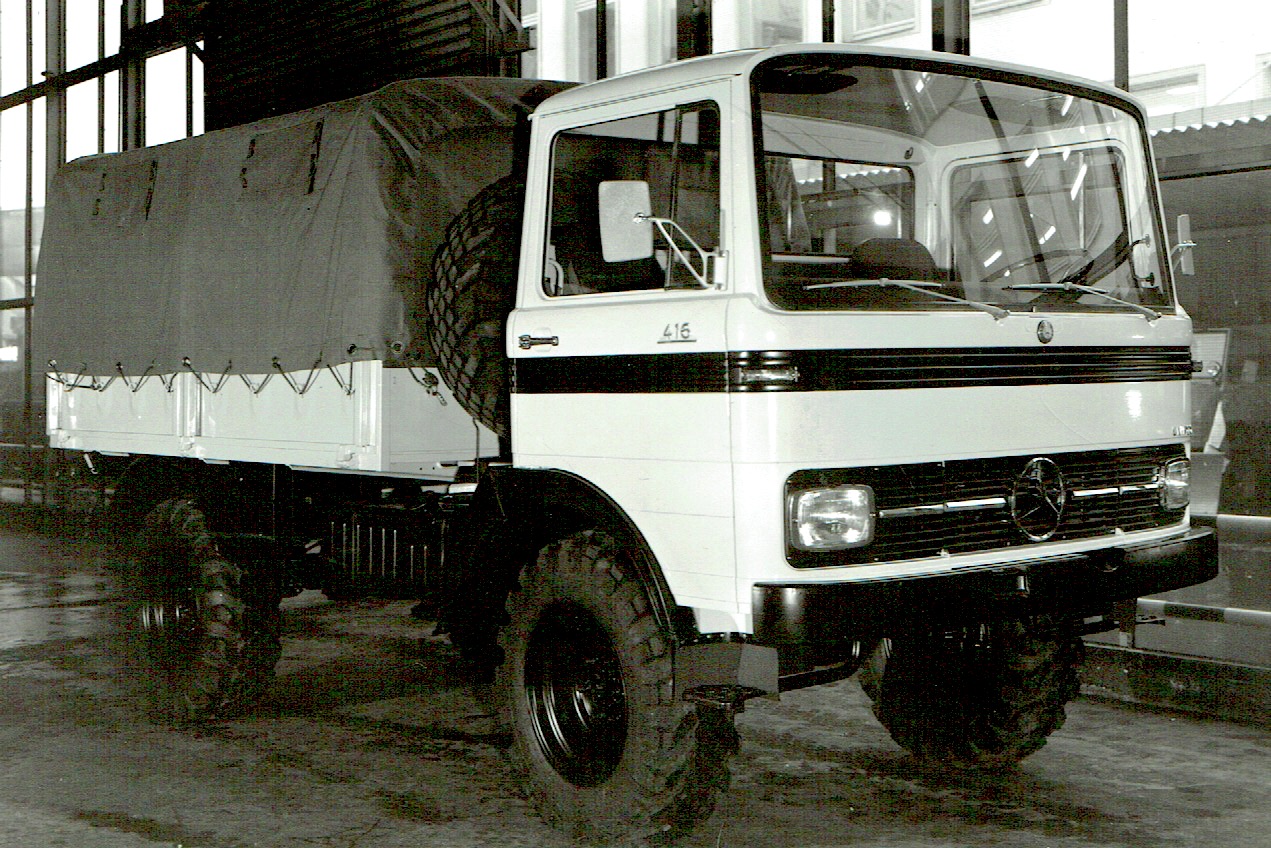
[
  {"left": 1004, "top": 281, "right": 1160, "bottom": 320},
  {"left": 1056, "top": 234, "right": 1149, "bottom": 288},
  {"left": 807, "top": 279, "right": 1009, "bottom": 320}
]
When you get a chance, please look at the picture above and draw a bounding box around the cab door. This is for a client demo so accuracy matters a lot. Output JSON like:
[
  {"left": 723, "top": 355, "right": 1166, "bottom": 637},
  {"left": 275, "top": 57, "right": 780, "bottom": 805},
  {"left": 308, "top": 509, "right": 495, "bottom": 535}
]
[{"left": 508, "top": 91, "right": 738, "bottom": 611}]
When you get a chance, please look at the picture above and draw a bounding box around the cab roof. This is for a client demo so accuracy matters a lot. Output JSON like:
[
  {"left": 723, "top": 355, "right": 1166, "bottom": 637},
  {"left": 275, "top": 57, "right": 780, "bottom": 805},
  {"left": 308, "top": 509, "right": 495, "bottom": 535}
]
[{"left": 531, "top": 42, "right": 1144, "bottom": 121}]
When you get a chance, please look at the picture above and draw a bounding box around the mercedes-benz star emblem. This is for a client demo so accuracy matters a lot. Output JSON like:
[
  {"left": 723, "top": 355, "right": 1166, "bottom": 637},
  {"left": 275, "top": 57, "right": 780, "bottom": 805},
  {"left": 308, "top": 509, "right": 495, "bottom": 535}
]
[
  {"left": 1010, "top": 457, "right": 1066, "bottom": 541},
  {"left": 1036, "top": 320, "right": 1055, "bottom": 344}
]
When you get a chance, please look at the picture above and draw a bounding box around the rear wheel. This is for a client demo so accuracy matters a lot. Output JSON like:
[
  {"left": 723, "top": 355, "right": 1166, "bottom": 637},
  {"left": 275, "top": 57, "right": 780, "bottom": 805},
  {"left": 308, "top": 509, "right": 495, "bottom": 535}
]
[
  {"left": 124, "top": 497, "right": 281, "bottom": 722},
  {"left": 869, "top": 619, "right": 1082, "bottom": 767},
  {"left": 497, "top": 529, "right": 736, "bottom": 842}
]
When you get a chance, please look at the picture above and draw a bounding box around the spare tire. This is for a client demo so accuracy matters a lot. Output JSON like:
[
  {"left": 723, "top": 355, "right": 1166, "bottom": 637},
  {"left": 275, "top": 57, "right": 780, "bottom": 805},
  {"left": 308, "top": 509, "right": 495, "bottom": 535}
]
[{"left": 425, "top": 176, "right": 526, "bottom": 438}]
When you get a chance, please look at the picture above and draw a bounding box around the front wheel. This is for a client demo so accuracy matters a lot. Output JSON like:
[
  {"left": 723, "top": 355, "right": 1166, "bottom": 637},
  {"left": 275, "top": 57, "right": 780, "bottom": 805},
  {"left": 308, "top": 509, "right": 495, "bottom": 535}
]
[
  {"left": 497, "top": 530, "right": 736, "bottom": 842},
  {"left": 869, "top": 618, "right": 1083, "bottom": 767},
  {"left": 123, "top": 497, "right": 281, "bottom": 722}
]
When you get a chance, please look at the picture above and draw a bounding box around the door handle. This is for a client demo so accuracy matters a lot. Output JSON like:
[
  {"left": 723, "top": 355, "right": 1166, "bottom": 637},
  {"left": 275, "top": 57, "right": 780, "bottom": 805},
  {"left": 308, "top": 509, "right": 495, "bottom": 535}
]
[{"left": 518, "top": 334, "right": 559, "bottom": 350}]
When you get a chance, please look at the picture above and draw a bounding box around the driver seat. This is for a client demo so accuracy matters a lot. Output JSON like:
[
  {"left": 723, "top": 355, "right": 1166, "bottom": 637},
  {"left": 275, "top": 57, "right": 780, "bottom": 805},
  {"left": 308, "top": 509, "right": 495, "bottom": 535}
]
[{"left": 850, "top": 238, "right": 940, "bottom": 283}]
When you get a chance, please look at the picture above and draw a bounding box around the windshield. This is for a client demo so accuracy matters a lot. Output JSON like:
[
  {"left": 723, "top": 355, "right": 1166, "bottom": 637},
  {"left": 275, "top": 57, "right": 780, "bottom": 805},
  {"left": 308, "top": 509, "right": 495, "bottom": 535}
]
[{"left": 755, "top": 56, "right": 1170, "bottom": 315}]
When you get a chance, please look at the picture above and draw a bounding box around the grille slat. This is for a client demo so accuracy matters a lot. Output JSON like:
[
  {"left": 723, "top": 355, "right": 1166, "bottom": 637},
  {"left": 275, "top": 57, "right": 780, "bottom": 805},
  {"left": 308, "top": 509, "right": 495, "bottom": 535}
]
[{"left": 788, "top": 445, "right": 1186, "bottom": 567}]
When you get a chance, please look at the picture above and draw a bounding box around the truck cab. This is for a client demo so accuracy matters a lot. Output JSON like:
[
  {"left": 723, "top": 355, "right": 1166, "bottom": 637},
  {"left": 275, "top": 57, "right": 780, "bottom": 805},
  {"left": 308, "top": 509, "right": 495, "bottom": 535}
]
[{"left": 507, "top": 44, "right": 1213, "bottom": 653}]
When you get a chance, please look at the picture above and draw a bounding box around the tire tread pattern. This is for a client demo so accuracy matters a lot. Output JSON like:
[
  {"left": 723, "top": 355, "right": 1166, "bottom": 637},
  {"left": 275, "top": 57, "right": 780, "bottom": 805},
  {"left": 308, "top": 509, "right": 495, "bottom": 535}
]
[
  {"left": 133, "top": 498, "right": 280, "bottom": 722},
  {"left": 871, "top": 619, "right": 1083, "bottom": 767},
  {"left": 424, "top": 176, "right": 525, "bottom": 438},
  {"left": 500, "top": 530, "right": 736, "bottom": 843}
]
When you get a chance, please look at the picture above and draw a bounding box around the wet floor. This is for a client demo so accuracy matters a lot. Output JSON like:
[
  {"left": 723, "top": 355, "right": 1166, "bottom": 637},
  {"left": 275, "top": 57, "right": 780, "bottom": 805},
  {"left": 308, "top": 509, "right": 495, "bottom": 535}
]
[{"left": 0, "top": 514, "right": 1267, "bottom": 848}]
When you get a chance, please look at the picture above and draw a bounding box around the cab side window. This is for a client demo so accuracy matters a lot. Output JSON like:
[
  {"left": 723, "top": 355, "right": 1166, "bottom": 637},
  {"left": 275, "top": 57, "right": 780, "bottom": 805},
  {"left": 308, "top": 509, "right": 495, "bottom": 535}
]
[{"left": 545, "top": 103, "right": 721, "bottom": 296}]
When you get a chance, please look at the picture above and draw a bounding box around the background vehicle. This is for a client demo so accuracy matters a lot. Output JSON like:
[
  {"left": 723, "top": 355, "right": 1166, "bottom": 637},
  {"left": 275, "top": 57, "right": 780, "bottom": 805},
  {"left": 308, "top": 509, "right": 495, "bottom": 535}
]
[{"left": 35, "top": 44, "right": 1216, "bottom": 841}]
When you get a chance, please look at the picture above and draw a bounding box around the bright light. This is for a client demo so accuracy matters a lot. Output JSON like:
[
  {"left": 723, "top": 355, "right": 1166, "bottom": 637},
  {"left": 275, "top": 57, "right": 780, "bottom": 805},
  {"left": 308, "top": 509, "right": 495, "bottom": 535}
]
[
  {"left": 873, "top": 209, "right": 893, "bottom": 227},
  {"left": 1039, "top": 225, "right": 1057, "bottom": 244},
  {"left": 1069, "top": 161, "right": 1089, "bottom": 199},
  {"left": 1024, "top": 148, "right": 1040, "bottom": 168},
  {"left": 982, "top": 208, "right": 995, "bottom": 225},
  {"left": 1126, "top": 389, "right": 1143, "bottom": 420},
  {"left": 984, "top": 249, "right": 1003, "bottom": 267}
]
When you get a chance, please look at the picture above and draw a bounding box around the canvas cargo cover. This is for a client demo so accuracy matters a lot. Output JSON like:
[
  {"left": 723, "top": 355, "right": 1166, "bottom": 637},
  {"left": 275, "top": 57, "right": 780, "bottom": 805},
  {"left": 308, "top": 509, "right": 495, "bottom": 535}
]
[{"left": 34, "top": 77, "right": 570, "bottom": 377}]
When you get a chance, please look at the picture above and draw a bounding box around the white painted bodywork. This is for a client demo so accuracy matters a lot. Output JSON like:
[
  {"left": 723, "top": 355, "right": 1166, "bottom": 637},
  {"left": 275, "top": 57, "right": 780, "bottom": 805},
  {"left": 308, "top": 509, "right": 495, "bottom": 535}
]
[
  {"left": 509, "top": 45, "right": 1192, "bottom": 635},
  {"left": 46, "top": 362, "right": 498, "bottom": 479}
]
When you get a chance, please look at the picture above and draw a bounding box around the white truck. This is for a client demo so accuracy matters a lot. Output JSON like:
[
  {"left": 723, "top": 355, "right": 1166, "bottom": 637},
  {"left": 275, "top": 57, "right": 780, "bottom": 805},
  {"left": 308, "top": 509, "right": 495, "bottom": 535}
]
[{"left": 36, "top": 43, "right": 1217, "bottom": 842}]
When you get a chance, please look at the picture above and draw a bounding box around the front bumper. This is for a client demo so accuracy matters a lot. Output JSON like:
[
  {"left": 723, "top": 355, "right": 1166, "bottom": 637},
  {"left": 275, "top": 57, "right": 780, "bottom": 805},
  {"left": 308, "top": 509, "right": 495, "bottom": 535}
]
[{"left": 752, "top": 527, "right": 1218, "bottom": 644}]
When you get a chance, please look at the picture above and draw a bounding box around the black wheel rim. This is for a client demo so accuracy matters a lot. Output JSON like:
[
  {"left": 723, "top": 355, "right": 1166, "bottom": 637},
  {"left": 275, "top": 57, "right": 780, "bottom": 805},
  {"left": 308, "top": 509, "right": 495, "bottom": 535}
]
[{"left": 523, "top": 601, "right": 627, "bottom": 787}]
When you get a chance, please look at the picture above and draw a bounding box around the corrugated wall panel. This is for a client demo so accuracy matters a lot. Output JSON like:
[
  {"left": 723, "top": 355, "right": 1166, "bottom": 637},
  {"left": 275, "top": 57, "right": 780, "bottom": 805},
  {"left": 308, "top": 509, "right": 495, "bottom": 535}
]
[{"left": 204, "top": 0, "right": 521, "bottom": 129}]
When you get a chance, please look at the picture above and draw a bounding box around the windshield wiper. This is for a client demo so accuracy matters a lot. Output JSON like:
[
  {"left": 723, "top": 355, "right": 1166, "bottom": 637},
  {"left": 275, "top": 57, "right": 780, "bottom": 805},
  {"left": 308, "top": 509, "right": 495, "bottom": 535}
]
[
  {"left": 806, "top": 279, "right": 1009, "bottom": 320},
  {"left": 1004, "top": 281, "right": 1160, "bottom": 320},
  {"left": 1048, "top": 234, "right": 1150, "bottom": 289}
]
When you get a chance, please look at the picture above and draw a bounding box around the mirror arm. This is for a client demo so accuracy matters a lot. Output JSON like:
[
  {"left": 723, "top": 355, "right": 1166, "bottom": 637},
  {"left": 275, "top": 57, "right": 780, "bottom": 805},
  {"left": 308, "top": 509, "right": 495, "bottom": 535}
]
[
  {"left": 1172, "top": 213, "right": 1196, "bottom": 276},
  {"left": 639, "top": 214, "right": 715, "bottom": 288}
]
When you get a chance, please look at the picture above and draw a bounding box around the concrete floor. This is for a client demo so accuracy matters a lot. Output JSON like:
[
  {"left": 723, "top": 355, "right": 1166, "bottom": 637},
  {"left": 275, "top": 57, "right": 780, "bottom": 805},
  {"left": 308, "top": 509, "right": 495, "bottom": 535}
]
[{"left": 0, "top": 517, "right": 1268, "bottom": 848}]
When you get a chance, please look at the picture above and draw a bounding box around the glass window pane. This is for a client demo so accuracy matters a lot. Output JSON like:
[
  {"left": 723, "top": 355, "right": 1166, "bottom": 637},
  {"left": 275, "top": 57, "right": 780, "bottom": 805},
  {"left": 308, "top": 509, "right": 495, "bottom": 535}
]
[
  {"left": 846, "top": 0, "right": 917, "bottom": 39},
  {"left": 756, "top": 58, "right": 1167, "bottom": 315},
  {"left": 0, "top": 107, "right": 29, "bottom": 212},
  {"left": 0, "top": 307, "right": 28, "bottom": 445},
  {"left": 145, "top": 49, "right": 201, "bottom": 144},
  {"left": 521, "top": 25, "right": 538, "bottom": 79},
  {"left": 66, "top": 76, "right": 117, "bottom": 160},
  {"left": 67, "top": 0, "right": 124, "bottom": 68},
  {"left": 1, "top": 0, "right": 46, "bottom": 98},
  {"left": 740, "top": 0, "right": 810, "bottom": 49},
  {"left": 547, "top": 104, "right": 721, "bottom": 295}
]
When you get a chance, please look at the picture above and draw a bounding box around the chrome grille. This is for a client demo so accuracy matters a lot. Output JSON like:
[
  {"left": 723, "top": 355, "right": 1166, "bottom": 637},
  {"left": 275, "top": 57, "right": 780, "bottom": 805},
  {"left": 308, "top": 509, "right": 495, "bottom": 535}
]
[{"left": 787, "top": 445, "right": 1186, "bottom": 567}]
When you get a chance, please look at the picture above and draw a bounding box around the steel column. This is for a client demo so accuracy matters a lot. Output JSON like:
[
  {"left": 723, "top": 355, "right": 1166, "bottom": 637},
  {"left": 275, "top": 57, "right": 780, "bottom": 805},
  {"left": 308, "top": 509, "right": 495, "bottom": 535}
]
[
  {"left": 45, "top": 0, "right": 66, "bottom": 181},
  {"left": 677, "top": 0, "right": 710, "bottom": 60},
  {"left": 1114, "top": 0, "right": 1129, "bottom": 90},
  {"left": 121, "top": 0, "right": 145, "bottom": 150},
  {"left": 932, "top": 0, "right": 970, "bottom": 56}
]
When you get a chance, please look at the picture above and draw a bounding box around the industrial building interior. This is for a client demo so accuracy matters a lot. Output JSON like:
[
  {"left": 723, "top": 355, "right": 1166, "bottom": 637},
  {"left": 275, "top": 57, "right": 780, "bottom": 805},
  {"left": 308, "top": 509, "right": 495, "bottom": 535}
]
[{"left": 0, "top": 2, "right": 1265, "bottom": 846}]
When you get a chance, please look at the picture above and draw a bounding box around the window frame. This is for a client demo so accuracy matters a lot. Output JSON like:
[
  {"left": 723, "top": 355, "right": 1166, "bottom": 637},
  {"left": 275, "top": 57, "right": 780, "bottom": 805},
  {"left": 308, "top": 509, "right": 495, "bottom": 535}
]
[
  {"left": 542, "top": 100, "right": 724, "bottom": 298},
  {"left": 845, "top": 0, "right": 919, "bottom": 41}
]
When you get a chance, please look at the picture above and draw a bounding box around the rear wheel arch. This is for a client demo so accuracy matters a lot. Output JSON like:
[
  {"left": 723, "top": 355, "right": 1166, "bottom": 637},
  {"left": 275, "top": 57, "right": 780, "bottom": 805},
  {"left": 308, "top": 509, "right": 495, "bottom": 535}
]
[{"left": 108, "top": 456, "right": 259, "bottom": 538}]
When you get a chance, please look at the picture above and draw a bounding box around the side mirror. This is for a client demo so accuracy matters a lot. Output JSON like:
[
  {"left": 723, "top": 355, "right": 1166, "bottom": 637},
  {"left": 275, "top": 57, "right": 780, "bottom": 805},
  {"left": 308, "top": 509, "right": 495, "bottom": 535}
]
[
  {"left": 598, "top": 180, "right": 654, "bottom": 262},
  {"left": 1173, "top": 213, "right": 1196, "bottom": 276}
]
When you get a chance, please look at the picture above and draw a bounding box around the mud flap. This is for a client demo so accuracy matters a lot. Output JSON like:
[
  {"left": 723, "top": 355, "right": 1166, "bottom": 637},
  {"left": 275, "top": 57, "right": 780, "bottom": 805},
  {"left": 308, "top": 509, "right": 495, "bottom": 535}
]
[{"left": 675, "top": 642, "right": 780, "bottom": 709}]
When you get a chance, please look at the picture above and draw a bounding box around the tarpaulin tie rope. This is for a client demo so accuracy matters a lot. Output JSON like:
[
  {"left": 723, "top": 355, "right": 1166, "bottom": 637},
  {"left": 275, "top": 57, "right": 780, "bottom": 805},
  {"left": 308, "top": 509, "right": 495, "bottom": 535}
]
[
  {"left": 406, "top": 366, "right": 447, "bottom": 405},
  {"left": 272, "top": 356, "right": 325, "bottom": 396},
  {"left": 116, "top": 362, "right": 156, "bottom": 393},
  {"left": 183, "top": 358, "right": 232, "bottom": 394}
]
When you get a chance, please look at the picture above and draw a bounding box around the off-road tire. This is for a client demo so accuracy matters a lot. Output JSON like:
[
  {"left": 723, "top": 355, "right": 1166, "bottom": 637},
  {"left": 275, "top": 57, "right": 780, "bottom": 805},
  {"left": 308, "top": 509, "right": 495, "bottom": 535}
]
[
  {"left": 870, "top": 619, "right": 1083, "bottom": 767},
  {"left": 497, "top": 529, "right": 737, "bottom": 843},
  {"left": 425, "top": 176, "right": 525, "bottom": 438},
  {"left": 124, "top": 497, "right": 282, "bottom": 722}
]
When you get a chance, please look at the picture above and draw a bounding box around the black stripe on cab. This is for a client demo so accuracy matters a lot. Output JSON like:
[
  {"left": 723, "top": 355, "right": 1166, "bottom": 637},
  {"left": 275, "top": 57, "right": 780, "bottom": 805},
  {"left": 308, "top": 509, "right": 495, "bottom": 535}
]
[{"left": 511, "top": 346, "right": 1193, "bottom": 394}]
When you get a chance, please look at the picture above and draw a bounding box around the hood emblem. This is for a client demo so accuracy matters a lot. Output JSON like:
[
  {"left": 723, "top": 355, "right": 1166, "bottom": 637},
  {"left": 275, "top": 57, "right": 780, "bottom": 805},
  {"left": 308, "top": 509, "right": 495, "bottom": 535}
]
[
  {"left": 1036, "top": 320, "right": 1055, "bottom": 344},
  {"left": 1010, "top": 457, "right": 1066, "bottom": 541}
]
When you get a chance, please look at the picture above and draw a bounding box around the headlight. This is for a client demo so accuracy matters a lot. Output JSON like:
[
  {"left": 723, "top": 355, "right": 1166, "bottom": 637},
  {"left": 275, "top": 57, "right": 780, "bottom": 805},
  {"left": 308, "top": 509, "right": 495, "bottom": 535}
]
[
  {"left": 1159, "top": 459, "right": 1190, "bottom": 510},
  {"left": 787, "top": 485, "right": 875, "bottom": 550}
]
